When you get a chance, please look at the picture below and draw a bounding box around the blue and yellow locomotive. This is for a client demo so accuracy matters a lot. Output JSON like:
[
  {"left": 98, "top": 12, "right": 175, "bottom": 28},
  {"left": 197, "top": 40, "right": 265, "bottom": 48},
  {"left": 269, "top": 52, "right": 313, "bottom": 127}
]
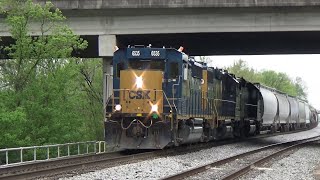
[{"left": 105, "top": 46, "right": 318, "bottom": 149}]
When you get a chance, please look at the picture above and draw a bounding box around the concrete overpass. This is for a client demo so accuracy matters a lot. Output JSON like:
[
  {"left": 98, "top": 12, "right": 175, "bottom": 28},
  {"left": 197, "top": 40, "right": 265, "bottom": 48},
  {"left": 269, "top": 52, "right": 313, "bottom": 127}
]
[
  {"left": 2, "top": 0, "right": 320, "bottom": 56},
  {"left": 33, "top": 0, "right": 320, "bottom": 9},
  {"left": 2, "top": 0, "right": 320, "bottom": 106}
]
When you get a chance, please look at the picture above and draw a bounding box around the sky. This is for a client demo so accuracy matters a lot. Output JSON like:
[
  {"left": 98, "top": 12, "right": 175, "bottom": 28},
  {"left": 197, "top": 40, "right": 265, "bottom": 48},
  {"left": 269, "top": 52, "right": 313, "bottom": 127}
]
[{"left": 201, "top": 54, "right": 320, "bottom": 110}]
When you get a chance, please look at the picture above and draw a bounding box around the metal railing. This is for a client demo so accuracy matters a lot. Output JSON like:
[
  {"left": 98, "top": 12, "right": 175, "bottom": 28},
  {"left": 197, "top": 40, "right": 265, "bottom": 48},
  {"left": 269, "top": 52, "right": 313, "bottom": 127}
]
[{"left": 0, "top": 141, "right": 107, "bottom": 166}]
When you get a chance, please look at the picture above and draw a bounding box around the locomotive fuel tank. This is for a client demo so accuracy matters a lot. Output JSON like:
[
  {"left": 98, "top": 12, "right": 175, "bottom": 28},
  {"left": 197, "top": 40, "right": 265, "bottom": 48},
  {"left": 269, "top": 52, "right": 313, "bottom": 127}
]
[
  {"left": 178, "top": 118, "right": 204, "bottom": 144},
  {"left": 259, "top": 87, "right": 278, "bottom": 125}
]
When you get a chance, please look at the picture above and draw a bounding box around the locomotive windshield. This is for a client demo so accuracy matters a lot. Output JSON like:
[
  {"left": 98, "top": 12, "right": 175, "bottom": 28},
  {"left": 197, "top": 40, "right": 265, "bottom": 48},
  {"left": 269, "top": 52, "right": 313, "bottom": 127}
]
[{"left": 129, "top": 60, "right": 165, "bottom": 71}]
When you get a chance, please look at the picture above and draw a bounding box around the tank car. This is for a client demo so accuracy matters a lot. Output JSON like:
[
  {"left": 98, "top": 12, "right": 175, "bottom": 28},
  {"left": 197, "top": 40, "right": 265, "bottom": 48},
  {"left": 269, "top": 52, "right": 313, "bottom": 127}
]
[
  {"left": 254, "top": 85, "right": 316, "bottom": 133},
  {"left": 310, "top": 107, "right": 318, "bottom": 128},
  {"left": 288, "top": 96, "right": 299, "bottom": 130},
  {"left": 298, "top": 100, "right": 307, "bottom": 128}
]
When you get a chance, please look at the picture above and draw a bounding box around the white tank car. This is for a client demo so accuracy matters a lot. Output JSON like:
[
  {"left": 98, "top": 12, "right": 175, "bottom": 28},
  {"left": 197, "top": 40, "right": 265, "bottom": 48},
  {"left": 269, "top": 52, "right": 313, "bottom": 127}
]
[
  {"left": 287, "top": 96, "right": 299, "bottom": 127},
  {"left": 305, "top": 104, "right": 311, "bottom": 125},
  {"left": 259, "top": 87, "right": 278, "bottom": 125},
  {"left": 274, "top": 93, "right": 290, "bottom": 124},
  {"left": 298, "top": 100, "right": 306, "bottom": 127}
]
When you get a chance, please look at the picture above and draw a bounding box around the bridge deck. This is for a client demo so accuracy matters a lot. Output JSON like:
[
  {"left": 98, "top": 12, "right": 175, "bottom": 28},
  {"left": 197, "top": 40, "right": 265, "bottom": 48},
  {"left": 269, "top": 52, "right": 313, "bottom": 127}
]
[{"left": 34, "top": 0, "right": 320, "bottom": 9}]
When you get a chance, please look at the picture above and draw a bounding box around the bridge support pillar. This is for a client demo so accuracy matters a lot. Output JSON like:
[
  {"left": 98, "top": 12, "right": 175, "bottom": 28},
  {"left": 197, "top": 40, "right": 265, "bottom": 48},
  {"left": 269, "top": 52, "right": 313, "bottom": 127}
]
[
  {"left": 99, "top": 35, "right": 117, "bottom": 118},
  {"left": 102, "top": 57, "right": 113, "bottom": 117}
]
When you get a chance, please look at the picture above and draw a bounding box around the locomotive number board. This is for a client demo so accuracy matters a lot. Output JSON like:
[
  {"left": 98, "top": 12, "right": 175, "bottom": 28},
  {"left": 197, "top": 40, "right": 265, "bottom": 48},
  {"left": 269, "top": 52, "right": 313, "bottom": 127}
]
[{"left": 127, "top": 48, "right": 166, "bottom": 59}]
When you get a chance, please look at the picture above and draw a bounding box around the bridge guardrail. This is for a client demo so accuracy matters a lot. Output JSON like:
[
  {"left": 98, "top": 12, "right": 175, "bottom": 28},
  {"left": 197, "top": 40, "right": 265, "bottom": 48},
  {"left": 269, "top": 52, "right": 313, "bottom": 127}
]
[{"left": 0, "top": 141, "right": 107, "bottom": 166}]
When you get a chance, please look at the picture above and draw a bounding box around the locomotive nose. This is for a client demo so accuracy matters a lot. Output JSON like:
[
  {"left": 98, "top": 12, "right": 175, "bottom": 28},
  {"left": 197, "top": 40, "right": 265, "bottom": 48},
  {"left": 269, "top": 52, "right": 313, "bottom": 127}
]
[
  {"left": 119, "top": 70, "right": 164, "bottom": 115},
  {"left": 104, "top": 69, "right": 172, "bottom": 149}
]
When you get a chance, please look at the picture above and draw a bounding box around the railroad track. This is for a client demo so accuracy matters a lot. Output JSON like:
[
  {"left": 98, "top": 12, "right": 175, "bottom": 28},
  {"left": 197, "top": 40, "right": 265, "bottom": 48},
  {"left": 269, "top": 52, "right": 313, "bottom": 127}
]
[
  {"left": 162, "top": 135, "right": 320, "bottom": 180},
  {"left": 0, "top": 128, "right": 314, "bottom": 180},
  {"left": 0, "top": 138, "right": 243, "bottom": 180},
  {"left": 0, "top": 149, "right": 159, "bottom": 180}
]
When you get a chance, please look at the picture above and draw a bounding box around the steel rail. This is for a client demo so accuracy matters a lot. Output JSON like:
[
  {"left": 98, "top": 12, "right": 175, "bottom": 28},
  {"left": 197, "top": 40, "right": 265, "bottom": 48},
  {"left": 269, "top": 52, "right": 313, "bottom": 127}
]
[
  {"left": 0, "top": 150, "right": 163, "bottom": 180},
  {"left": 0, "top": 151, "right": 119, "bottom": 180},
  {"left": 162, "top": 135, "right": 320, "bottom": 180}
]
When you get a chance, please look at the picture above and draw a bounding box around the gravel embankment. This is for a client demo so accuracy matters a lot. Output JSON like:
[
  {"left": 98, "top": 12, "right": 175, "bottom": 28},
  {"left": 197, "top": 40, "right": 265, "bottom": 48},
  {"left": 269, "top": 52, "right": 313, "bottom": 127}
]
[{"left": 61, "top": 126, "right": 320, "bottom": 180}]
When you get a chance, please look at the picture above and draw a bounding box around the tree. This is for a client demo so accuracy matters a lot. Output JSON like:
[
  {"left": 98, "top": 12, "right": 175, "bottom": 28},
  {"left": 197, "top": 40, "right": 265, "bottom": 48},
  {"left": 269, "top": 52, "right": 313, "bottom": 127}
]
[
  {"left": 2, "top": 0, "right": 86, "bottom": 103},
  {"left": 294, "top": 77, "right": 308, "bottom": 100},
  {"left": 0, "top": 0, "right": 2, "bottom": 53},
  {"left": 226, "top": 60, "right": 307, "bottom": 98},
  {"left": 259, "top": 71, "right": 297, "bottom": 96},
  {"left": 0, "top": 93, "right": 30, "bottom": 148},
  {"left": 227, "top": 59, "right": 258, "bottom": 82},
  {"left": 0, "top": 0, "right": 5, "bottom": 12},
  {"left": 78, "top": 59, "right": 104, "bottom": 140},
  {"left": 0, "top": 0, "right": 91, "bottom": 148},
  {"left": 198, "top": 56, "right": 211, "bottom": 64}
]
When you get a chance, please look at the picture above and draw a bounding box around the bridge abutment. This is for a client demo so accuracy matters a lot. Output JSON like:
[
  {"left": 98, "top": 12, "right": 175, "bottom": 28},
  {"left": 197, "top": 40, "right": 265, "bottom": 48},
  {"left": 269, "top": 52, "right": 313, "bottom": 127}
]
[{"left": 100, "top": 35, "right": 117, "bottom": 116}]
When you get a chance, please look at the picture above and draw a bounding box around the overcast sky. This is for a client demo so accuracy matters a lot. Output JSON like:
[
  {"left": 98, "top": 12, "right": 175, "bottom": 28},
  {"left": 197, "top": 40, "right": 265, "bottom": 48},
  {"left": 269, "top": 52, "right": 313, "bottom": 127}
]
[{"left": 203, "top": 54, "right": 320, "bottom": 110}]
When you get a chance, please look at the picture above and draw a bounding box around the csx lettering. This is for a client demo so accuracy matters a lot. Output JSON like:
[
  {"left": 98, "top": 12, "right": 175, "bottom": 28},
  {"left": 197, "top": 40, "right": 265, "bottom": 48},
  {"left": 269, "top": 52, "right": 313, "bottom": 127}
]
[
  {"left": 129, "top": 90, "right": 151, "bottom": 99},
  {"left": 131, "top": 51, "right": 140, "bottom": 56}
]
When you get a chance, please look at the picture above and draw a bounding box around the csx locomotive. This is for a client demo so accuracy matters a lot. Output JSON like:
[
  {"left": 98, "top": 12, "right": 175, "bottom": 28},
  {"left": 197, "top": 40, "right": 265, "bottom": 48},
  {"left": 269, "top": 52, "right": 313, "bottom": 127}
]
[{"left": 104, "top": 46, "right": 319, "bottom": 149}]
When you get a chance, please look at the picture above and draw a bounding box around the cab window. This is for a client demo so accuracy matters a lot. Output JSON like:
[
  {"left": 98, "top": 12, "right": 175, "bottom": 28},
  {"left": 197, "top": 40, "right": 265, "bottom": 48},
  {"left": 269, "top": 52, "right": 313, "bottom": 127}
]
[
  {"left": 129, "top": 60, "right": 165, "bottom": 71},
  {"left": 191, "top": 65, "right": 202, "bottom": 79},
  {"left": 170, "top": 62, "right": 179, "bottom": 78},
  {"left": 150, "top": 61, "right": 165, "bottom": 70}
]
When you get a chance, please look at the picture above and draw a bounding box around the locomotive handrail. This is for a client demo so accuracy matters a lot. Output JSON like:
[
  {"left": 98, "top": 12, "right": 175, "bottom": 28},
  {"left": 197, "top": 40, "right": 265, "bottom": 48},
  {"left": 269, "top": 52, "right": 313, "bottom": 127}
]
[
  {"left": 245, "top": 103, "right": 258, "bottom": 107},
  {"left": 212, "top": 100, "right": 257, "bottom": 127},
  {"left": 213, "top": 99, "right": 236, "bottom": 126},
  {"left": 172, "top": 76, "right": 181, "bottom": 113},
  {"left": 162, "top": 90, "right": 174, "bottom": 113},
  {"left": 0, "top": 141, "right": 107, "bottom": 166}
]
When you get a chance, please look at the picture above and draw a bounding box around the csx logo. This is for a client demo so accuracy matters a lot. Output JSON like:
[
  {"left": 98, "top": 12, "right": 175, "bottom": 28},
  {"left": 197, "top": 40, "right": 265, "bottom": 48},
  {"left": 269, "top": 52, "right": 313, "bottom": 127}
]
[{"left": 129, "top": 90, "right": 151, "bottom": 99}]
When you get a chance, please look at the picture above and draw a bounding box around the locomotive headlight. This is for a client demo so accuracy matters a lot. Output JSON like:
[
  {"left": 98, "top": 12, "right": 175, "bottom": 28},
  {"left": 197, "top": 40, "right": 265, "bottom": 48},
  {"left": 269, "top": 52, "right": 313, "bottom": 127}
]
[
  {"left": 136, "top": 76, "right": 143, "bottom": 88},
  {"left": 151, "top": 104, "right": 158, "bottom": 112},
  {"left": 115, "top": 104, "right": 122, "bottom": 111}
]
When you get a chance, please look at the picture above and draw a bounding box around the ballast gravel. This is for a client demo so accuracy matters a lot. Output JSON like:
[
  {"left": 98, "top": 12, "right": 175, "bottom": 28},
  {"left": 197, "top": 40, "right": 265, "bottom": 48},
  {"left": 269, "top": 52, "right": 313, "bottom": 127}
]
[
  {"left": 240, "top": 145, "right": 320, "bottom": 180},
  {"left": 186, "top": 148, "right": 284, "bottom": 180},
  {"left": 61, "top": 126, "right": 320, "bottom": 180}
]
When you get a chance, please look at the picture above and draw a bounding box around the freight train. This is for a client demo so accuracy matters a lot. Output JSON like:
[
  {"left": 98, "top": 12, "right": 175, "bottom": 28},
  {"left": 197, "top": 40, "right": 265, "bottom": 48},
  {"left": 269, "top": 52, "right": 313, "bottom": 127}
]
[{"left": 104, "top": 46, "right": 319, "bottom": 149}]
